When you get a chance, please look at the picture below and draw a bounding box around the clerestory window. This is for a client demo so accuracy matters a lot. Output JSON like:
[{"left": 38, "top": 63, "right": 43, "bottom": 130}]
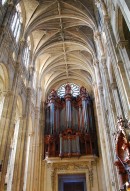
[
  {"left": 23, "top": 37, "right": 31, "bottom": 68},
  {"left": 57, "top": 83, "right": 80, "bottom": 98},
  {"left": 10, "top": 4, "right": 22, "bottom": 42},
  {"left": 1, "top": 0, "right": 7, "bottom": 5}
]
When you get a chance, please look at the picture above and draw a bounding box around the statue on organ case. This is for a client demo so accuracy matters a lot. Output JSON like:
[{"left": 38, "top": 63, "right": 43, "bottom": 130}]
[
  {"left": 114, "top": 117, "right": 130, "bottom": 190},
  {"left": 44, "top": 84, "right": 98, "bottom": 158},
  {"left": 65, "top": 84, "right": 71, "bottom": 94}
]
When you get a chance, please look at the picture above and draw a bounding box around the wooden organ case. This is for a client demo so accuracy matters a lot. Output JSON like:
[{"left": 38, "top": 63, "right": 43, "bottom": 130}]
[{"left": 44, "top": 84, "right": 98, "bottom": 158}]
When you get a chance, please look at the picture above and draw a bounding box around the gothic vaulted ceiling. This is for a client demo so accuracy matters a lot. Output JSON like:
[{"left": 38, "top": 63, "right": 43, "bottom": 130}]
[{"left": 21, "top": 0, "right": 98, "bottom": 95}]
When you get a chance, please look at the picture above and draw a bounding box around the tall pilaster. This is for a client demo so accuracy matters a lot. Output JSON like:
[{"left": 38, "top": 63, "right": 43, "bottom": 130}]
[
  {"left": 0, "top": 64, "right": 21, "bottom": 191},
  {"left": 19, "top": 86, "right": 33, "bottom": 190},
  {"left": 0, "top": 1, "right": 15, "bottom": 45},
  {"left": 97, "top": 0, "right": 130, "bottom": 118},
  {"left": 94, "top": 60, "right": 119, "bottom": 191}
]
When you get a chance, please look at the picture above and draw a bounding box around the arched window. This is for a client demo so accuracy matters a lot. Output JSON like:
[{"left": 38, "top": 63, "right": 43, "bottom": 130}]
[
  {"left": 10, "top": 3, "right": 22, "bottom": 42},
  {"left": 23, "top": 37, "right": 31, "bottom": 68},
  {"left": 33, "top": 71, "right": 36, "bottom": 89},
  {"left": 5, "top": 97, "right": 22, "bottom": 191},
  {"left": 57, "top": 83, "right": 80, "bottom": 98},
  {"left": 0, "top": 64, "right": 8, "bottom": 121},
  {"left": 0, "top": 96, "right": 5, "bottom": 119},
  {"left": 1, "top": 0, "right": 7, "bottom": 5}
]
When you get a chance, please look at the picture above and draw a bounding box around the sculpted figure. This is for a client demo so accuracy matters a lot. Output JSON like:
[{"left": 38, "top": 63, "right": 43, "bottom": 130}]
[
  {"left": 80, "top": 86, "right": 86, "bottom": 94},
  {"left": 65, "top": 84, "right": 71, "bottom": 94},
  {"left": 48, "top": 89, "right": 57, "bottom": 101},
  {"left": 114, "top": 117, "right": 130, "bottom": 190},
  {"left": 50, "top": 89, "right": 57, "bottom": 97}
]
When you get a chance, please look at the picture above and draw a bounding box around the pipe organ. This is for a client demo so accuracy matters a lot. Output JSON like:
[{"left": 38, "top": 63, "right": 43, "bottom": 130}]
[{"left": 44, "top": 84, "right": 98, "bottom": 158}]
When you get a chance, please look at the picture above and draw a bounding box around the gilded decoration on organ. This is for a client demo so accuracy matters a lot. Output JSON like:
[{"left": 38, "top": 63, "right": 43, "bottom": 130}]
[{"left": 44, "top": 84, "right": 98, "bottom": 158}]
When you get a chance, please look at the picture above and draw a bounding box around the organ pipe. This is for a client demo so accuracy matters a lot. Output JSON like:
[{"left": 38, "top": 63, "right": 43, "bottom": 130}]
[{"left": 44, "top": 84, "right": 98, "bottom": 158}]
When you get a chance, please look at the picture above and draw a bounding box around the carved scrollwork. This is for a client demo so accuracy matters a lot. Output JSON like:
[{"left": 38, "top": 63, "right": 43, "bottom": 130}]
[{"left": 114, "top": 116, "right": 130, "bottom": 189}]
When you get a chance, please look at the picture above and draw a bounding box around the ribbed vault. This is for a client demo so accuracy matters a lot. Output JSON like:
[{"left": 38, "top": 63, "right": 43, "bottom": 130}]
[{"left": 21, "top": 0, "right": 98, "bottom": 96}]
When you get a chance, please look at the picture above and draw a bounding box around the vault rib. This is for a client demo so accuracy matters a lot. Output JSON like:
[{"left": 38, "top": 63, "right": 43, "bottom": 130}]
[{"left": 57, "top": 0, "right": 68, "bottom": 79}]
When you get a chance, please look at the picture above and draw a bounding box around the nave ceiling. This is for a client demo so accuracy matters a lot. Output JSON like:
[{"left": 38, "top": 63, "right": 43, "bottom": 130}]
[{"left": 21, "top": 0, "right": 99, "bottom": 96}]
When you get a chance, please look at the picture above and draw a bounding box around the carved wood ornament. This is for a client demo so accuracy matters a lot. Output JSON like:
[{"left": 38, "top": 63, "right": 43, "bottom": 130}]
[
  {"left": 44, "top": 84, "right": 98, "bottom": 159},
  {"left": 114, "top": 117, "right": 130, "bottom": 190}
]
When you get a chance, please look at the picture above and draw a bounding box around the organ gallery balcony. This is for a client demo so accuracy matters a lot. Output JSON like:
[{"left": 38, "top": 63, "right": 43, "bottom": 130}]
[{"left": 44, "top": 84, "right": 98, "bottom": 159}]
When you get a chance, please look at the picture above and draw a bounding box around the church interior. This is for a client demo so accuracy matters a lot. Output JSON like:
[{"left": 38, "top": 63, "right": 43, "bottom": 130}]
[{"left": 0, "top": 0, "right": 130, "bottom": 190}]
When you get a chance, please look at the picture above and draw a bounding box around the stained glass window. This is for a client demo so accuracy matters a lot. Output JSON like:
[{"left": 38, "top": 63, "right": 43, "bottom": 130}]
[
  {"left": 1, "top": 0, "right": 7, "bottom": 5},
  {"left": 23, "top": 37, "right": 31, "bottom": 68},
  {"left": 10, "top": 4, "right": 22, "bottom": 42},
  {"left": 57, "top": 83, "right": 80, "bottom": 97}
]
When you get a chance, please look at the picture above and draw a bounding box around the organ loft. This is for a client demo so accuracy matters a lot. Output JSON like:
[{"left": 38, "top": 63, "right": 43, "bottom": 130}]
[
  {"left": 44, "top": 84, "right": 98, "bottom": 158},
  {"left": 0, "top": 0, "right": 130, "bottom": 191}
]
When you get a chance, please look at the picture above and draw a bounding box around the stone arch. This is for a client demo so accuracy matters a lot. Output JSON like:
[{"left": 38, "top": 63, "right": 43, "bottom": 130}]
[
  {"left": 0, "top": 63, "right": 9, "bottom": 120},
  {"left": 6, "top": 94, "right": 23, "bottom": 191},
  {"left": 0, "top": 63, "right": 9, "bottom": 91},
  {"left": 28, "top": 116, "right": 33, "bottom": 135},
  {"left": 116, "top": 8, "right": 130, "bottom": 58},
  {"left": 16, "top": 95, "right": 23, "bottom": 118},
  {"left": 23, "top": 115, "right": 33, "bottom": 191},
  {"left": 107, "top": 58, "right": 116, "bottom": 84}
]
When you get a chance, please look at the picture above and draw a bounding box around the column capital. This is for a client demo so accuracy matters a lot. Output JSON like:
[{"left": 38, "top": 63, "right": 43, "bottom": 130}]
[
  {"left": 93, "top": 59, "right": 99, "bottom": 67},
  {"left": 29, "top": 65, "right": 35, "bottom": 73},
  {"left": 98, "top": 84, "right": 103, "bottom": 92},
  {"left": 92, "top": 81, "right": 97, "bottom": 88},
  {"left": 100, "top": 1, "right": 108, "bottom": 16},
  {"left": 95, "top": 0, "right": 100, "bottom": 7},
  {"left": 104, "top": 15, "right": 110, "bottom": 22},
  {"left": 94, "top": 31, "right": 101, "bottom": 39},
  {"left": 15, "top": 63, "right": 23, "bottom": 74},
  {"left": 7, "top": 0, "right": 15, "bottom": 7},
  {"left": 101, "top": 56, "right": 107, "bottom": 68},
  {"left": 110, "top": 82, "right": 117, "bottom": 90},
  {"left": 94, "top": 31, "right": 102, "bottom": 43},
  {"left": 0, "top": 26, "right": 5, "bottom": 36},
  {"left": 116, "top": 40, "right": 128, "bottom": 49},
  {"left": 19, "top": 38, "right": 26, "bottom": 47},
  {"left": 0, "top": 90, "right": 13, "bottom": 97},
  {"left": 26, "top": 87, "right": 32, "bottom": 103}
]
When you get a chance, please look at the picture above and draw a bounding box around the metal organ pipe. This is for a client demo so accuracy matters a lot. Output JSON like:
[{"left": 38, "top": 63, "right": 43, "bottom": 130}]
[
  {"left": 56, "top": 108, "right": 59, "bottom": 133},
  {"left": 46, "top": 108, "right": 50, "bottom": 134},
  {"left": 44, "top": 85, "right": 98, "bottom": 158},
  {"left": 88, "top": 101, "right": 93, "bottom": 131},
  {"left": 48, "top": 89, "right": 57, "bottom": 134},
  {"left": 79, "top": 106, "right": 82, "bottom": 130},
  {"left": 80, "top": 87, "right": 89, "bottom": 132},
  {"left": 76, "top": 133, "right": 80, "bottom": 154},
  {"left": 65, "top": 84, "right": 72, "bottom": 128},
  {"left": 59, "top": 134, "right": 62, "bottom": 157},
  {"left": 82, "top": 100, "right": 87, "bottom": 130},
  {"left": 50, "top": 103, "right": 55, "bottom": 134},
  {"left": 86, "top": 100, "right": 90, "bottom": 132},
  {"left": 66, "top": 100, "right": 71, "bottom": 128}
]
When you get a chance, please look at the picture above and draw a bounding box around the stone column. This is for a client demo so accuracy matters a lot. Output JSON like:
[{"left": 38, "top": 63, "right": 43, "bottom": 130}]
[
  {"left": 97, "top": 0, "right": 130, "bottom": 118},
  {"left": 11, "top": 115, "right": 26, "bottom": 191},
  {"left": 100, "top": 58, "right": 120, "bottom": 189},
  {"left": 25, "top": 131, "right": 34, "bottom": 191},
  {"left": 32, "top": 106, "right": 41, "bottom": 191},
  {"left": 27, "top": 86, "right": 42, "bottom": 191},
  {"left": 111, "top": 82, "right": 124, "bottom": 117},
  {"left": 94, "top": 31, "right": 105, "bottom": 57},
  {"left": 59, "top": 134, "right": 63, "bottom": 157},
  {"left": 19, "top": 87, "right": 33, "bottom": 190},
  {"left": 76, "top": 133, "right": 80, "bottom": 154},
  {"left": 0, "top": 64, "right": 21, "bottom": 190},
  {"left": 117, "top": 41, "right": 130, "bottom": 86},
  {"left": 78, "top": 105, "right": 82, "bottom": 130},
  {"left": 0, "top": 1, "right": 15, "bottom": 45},
  {"left": 94, "top": 61, "right": 116, "bottom": 191}
]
